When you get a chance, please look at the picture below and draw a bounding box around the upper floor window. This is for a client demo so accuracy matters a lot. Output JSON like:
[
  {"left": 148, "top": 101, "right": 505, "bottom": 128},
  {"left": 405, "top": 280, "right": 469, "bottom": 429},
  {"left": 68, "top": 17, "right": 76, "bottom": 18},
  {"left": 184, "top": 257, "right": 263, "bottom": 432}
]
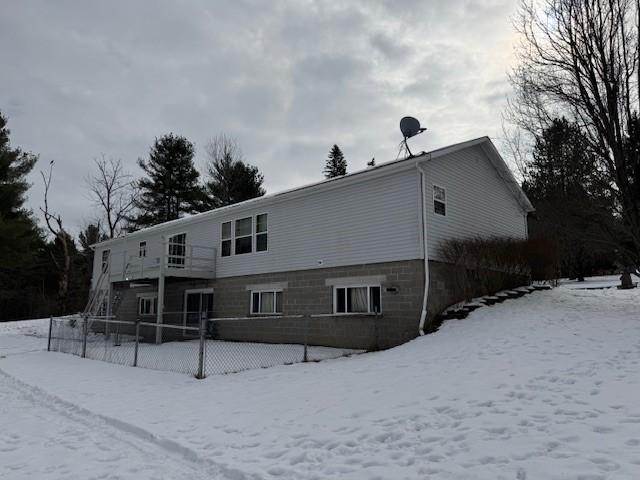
[
  {"left": 251, "top": 289, "right": 282, "bottom": 314},
  {"left": 221, "top": 214, "right": 268, "bottom": 257},
  {"left": 101, "top": 250, "right": 110, "bottom": 273},
  {"left": 334, "top": 285, "right": 381, "bottom": 314},
  {"left": 139, "top": 241, "right": 147, "bottom": 257},
  {"left": 167, "top": 233, "right": 186, "bottom": 268},
  {"left": 433, "top": 185, "right": 446, "bottom": 216},
  {"left": 221, "top": 222, "right": 232, "bottom": 257},
  {"left": 235, "top": 217, "right": 253, "bottom": 254},
  {"left": 256, "top": 213, "right": 268, "bottom": 252}
]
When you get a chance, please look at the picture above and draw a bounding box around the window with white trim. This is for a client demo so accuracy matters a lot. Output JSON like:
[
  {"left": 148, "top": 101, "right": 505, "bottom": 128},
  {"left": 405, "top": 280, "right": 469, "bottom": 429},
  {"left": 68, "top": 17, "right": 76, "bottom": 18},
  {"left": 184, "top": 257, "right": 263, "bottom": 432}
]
[
  {"left": 251, "top": 290, "right": 282, "bottom": 314},
  {"left": 167, "top": 233, "right": 186, "bottom": 267},
  {"left": 138, "top": 295, "right": 158, "bottom": 316},
  {"left": 139, "top": 241, "right": 147, "bottom": 257},
  {"left": 255, "top": 213, "right": 268, "bottom": 252},
  {"left": 221, "top": 221, "right": 232, "bottom": 257},
  {"left": 101, "top": 250, "right": 110, "bottom": 273},
  {"left": 433, "top": 185, "right": 446, "bottom": 216},
  {"left": 235, "top": 217, "right": 252, "bottom": 255},
  {"left": 334, "top": 285, "right": 381, "bottom": 314}
]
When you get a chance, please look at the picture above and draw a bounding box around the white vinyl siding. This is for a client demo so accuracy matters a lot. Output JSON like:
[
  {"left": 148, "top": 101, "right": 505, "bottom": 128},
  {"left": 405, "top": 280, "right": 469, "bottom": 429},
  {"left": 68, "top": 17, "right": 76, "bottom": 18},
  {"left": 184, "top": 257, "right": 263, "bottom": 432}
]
[
  {"left": 423, "top": 144, "right": 528, "bottom": 260},
  {"left": 91, "top": 167, "right": 420, "bottom": 286},
  {"left": 90, "top": 140, "right": 530, "bottom": 288},
  {"left": 214, "top": 168, "right": 421, "bottom": 277}
]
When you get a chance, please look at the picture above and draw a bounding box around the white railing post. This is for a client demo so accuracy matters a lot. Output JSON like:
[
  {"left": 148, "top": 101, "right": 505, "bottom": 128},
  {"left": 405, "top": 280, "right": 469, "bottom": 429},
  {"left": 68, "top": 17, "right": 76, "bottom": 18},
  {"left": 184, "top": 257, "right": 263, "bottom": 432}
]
[
  {"left": 121, "top": 250, "right": 126, "bottom": 281},
  {"left": 156, "top": 236, "right": 165, "bottom": 344}
]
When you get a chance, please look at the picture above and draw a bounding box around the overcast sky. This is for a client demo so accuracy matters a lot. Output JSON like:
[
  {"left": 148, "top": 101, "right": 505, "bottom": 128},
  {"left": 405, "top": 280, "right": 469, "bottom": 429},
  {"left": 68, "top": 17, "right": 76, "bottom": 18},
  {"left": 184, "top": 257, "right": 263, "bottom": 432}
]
[{"left": 1, "top": 0, "right": 519, "bottom": 233}]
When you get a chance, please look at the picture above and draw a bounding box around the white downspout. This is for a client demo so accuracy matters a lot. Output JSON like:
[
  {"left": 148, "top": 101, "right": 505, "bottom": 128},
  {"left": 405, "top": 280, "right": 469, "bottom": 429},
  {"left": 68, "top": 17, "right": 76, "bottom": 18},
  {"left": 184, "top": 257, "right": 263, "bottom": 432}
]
[{"left": 417, "top": 163, "right": 430, "bottom": 336}]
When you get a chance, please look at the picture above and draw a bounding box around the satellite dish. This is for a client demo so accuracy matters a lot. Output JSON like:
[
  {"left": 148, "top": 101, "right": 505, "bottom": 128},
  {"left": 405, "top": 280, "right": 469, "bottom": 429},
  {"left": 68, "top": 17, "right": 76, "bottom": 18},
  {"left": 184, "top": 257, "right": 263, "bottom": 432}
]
[
  {"left": 400, "top": 116, "right": 426, "bottom": 139},
  {"left": 399, "top": 116, "right": 427, "bottom": 158}
]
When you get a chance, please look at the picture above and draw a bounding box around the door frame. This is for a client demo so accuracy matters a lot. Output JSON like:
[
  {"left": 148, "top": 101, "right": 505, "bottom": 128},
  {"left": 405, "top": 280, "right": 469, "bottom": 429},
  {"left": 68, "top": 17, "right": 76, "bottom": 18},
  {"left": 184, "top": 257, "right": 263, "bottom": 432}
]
[{"left": 182, "top": 288, "right": 214, "bottom": 334}]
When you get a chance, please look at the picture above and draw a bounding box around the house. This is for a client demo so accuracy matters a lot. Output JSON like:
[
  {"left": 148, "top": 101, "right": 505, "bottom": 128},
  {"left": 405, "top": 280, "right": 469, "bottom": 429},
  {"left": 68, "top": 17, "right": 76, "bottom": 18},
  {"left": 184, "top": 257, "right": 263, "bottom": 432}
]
[{"left": 91, "top": 137, "right": 534, "bottom": 350}]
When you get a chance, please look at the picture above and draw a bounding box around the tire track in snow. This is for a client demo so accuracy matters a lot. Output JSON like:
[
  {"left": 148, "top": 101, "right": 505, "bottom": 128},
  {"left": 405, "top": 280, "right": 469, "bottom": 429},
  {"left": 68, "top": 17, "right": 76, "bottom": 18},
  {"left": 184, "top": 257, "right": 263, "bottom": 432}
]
[{"left": 0, "top": 368, "right": 256, "bottom": 480}]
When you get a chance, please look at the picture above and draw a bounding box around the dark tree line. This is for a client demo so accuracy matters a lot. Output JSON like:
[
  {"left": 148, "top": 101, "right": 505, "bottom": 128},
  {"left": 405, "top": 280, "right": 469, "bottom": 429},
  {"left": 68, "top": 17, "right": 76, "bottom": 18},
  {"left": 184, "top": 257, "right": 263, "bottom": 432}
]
[
  {"left": 523, "top": 118, "right": 620, "bottom": 279},
  {"left": 507, "top": 0, "right": 640, "bottom": 277}
]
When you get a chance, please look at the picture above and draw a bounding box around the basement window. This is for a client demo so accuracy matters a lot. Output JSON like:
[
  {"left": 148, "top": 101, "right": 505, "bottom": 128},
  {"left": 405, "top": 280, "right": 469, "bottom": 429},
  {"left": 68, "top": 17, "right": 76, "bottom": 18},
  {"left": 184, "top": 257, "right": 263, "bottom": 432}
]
[
  {"left": 235, "top": 217, "right": 253, "bottom": 255},
  {"left": 433, "top": 185, "right": 446, "bottom": 216},
  {"left": 334, "top": 286, "right": 381, "bottom": 314},
  {"left": 138, "top": 295, "right": 157, "bottom": 316},
  {"left": 251, "top": 290, "right": 283, "bottom": 314},
  {"left": 221, "top": 222, "right": 232, "bottom": 257}
]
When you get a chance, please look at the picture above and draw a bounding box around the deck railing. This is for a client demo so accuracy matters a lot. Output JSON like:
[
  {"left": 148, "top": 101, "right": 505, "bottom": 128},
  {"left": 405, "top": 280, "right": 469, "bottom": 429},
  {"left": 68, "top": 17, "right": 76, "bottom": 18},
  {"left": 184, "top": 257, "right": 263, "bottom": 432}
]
[{"left": 107, "top": 243, "right": 217, "bottom": 281}]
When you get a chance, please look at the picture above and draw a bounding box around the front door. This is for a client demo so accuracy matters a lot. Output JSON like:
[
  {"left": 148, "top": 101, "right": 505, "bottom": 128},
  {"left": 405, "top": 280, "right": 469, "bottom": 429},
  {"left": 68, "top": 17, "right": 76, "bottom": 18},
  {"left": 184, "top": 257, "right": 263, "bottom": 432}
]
[{"left": 183, "top": 289, "right": 213, "bottom": 335}]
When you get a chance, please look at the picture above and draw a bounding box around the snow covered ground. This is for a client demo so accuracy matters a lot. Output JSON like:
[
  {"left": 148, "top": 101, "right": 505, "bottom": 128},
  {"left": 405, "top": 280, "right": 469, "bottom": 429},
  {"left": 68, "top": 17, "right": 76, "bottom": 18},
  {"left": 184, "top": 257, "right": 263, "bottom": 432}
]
[
  {"left": 1, "top": 283, "right": 639, "bottom": 479},
  {"left": 559, "top": 274, "right": 623, "bottom": 290},
  {"left": 49, "top": 320, "right": 362, "bottom": 375}
]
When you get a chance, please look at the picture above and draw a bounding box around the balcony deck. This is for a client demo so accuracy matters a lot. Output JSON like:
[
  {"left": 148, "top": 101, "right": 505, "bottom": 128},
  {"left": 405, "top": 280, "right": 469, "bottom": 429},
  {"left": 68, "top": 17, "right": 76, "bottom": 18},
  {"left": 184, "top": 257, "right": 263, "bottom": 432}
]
[{"left": 107, "top": 244, "right": 217, "bottom": 282}]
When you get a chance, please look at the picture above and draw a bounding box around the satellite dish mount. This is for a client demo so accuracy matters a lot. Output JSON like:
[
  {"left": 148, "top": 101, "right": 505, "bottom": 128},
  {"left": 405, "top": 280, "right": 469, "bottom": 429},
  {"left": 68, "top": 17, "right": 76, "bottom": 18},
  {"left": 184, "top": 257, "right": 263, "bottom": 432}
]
[{"left": 399, "top": 116, "right": 426, "bottom": 158}]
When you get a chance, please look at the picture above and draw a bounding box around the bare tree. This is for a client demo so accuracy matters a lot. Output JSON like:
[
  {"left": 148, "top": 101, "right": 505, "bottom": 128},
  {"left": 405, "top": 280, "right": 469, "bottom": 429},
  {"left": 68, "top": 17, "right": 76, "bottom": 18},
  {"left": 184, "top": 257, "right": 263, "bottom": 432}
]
[
  {"left": 86, "top": 156, "right": 137, "bottom": 238},
  {"left": 508, "top": 0, "right": 640, "bottom": 274},
  {"left": 40, "top": 161, "right": 72, "bottom": 313}
]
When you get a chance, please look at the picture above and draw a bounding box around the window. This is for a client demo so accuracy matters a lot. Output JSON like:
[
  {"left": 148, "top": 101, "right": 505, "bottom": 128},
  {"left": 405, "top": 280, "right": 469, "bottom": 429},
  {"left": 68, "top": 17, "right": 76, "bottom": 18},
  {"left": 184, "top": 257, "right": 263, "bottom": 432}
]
[
  {"left": 221, "top": 213, "right": 269, "bottom": 257},
  {"left": 335, "top": 285, "right": 381, "bottom": 314},
  {"left": 139, "top": 241, "right": 147, "bottom": 257},
  {"left": 433, "top": 185, "right": 446, "bottom": 216},
  {"left": 221, "top": 222, "right": 232, "bottom": 257},
  {"left": 138, "top": 295, "right": 158, "bottom": 316},
  {"left": 168, "top": 233, "right": 186, "bottom": 267},
  {"left": 251, "top": 290, "right": 283, "bottom": 314},
  {"left": 256, "top": 214, "right": 268, "bottom": 252},
  {"left": 235, "top": 217, "right": 252, "bottom": 255},
  {"left": 101, "top": 250, "right": 110, "bottom": 274}
]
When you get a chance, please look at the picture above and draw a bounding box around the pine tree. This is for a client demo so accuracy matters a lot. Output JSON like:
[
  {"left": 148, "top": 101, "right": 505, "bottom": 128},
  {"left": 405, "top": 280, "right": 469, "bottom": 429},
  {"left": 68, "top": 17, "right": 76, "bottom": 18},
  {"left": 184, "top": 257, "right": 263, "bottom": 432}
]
[
  {"left": 203, "top": 135, "right": 265, "bottom": 209},
  {"left": 133, "top": 134, "right": 203, "bottom": 227},
  {"left": 324, "top": 145, "right": 347, "bottom": 178},
  {"left": 523, "top": 118, "right": 616, "bottom": 280},
  {"left": 0, "top": 111, "right": 46, "bottom": 320}
]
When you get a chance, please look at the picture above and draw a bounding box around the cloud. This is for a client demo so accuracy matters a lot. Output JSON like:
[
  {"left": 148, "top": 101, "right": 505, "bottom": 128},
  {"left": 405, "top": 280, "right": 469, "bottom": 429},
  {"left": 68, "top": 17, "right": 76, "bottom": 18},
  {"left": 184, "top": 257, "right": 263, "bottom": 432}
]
[{"left": 0, "top": 0, "right": 518, "bottom": 234}]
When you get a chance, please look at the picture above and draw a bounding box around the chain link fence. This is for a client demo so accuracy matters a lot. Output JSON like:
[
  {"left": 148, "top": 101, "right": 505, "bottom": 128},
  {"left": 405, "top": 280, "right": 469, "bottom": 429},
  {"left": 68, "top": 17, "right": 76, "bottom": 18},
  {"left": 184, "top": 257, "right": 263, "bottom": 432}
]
[{"left": 48, "top": 314, "right": 364, "bottom": 378}]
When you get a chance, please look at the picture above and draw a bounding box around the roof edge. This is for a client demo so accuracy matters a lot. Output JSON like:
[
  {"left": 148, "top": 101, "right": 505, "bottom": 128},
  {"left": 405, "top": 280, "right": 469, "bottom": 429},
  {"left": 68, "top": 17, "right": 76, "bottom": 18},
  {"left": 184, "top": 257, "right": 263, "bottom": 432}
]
[{"left": 92, "top": 136, "right": 509, "bottom": 248}]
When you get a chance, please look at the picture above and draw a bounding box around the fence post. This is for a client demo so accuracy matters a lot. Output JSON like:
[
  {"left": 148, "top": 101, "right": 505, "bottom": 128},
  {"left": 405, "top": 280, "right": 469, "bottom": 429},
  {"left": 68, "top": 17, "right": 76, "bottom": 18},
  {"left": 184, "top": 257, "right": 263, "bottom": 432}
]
[
  {"left": 133, "top": 318, "right": 140, "bottom": 367},
  {"left": 374, "top": 307, "right": 380, "bottom": 351},
  {"left": 47, "top": 316, "right": 53, "bottom": 352},
  {"left": 81, "top": 316, "right": 88, "bottom": 358},
  {"left": 303, "top": 315, "right": 309, "bottom": 362},
  {"left": 196, "top": 312, "right": 206, "bottom": 379}
]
